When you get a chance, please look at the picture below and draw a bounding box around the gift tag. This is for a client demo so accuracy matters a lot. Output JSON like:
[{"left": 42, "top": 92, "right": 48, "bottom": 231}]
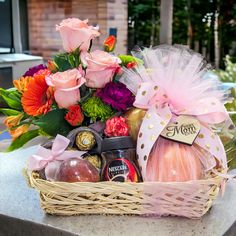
[{"left": 160, "top": 116, "right": 201, "bottom": 145}]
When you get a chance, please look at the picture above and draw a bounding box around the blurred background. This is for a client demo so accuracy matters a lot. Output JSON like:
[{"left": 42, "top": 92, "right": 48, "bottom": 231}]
[
  {"left": 0, "top": 0, "right": 236, "bottom": 66},
  {"left": 129, "top": 0, "right": 236, "bottom": 69},
  {"left": 128, "top": 0, "right": 236, "bottom": 117}
]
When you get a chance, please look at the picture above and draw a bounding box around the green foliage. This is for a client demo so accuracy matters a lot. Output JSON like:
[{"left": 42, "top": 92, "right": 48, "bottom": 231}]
[
  {"left": 214, "top": 56, "right": 236, "bottom": 83},
  {"left": 213, "top": 56, "right": 236, "bottom": 112},
  {"left": 225, "top": 88, "right": 236, "bottom": 112},
  {"left": 128, "top": 0, "right": 160, "bottom": 49},
  {"left": 172, "top": 0, "right": 188, "bottom": 45},
  {"left": 128, "top": 0, "right": 236, "bottom": 66},
  {"left": 219, "top": 115, "right": 236, "bottom": 170},
  {"left": 7, "top": 129, "right": 39, "bottom": 152},
  {"left": 219, "top": 1, "right": 236, "bottom": 58},
  {"left": 172, "top": 0, "right": 213, "bottom": 46},
  {"left": 81, "top": 96, "right": 115, "bottom": 122},
  {"left": 33, "top": 109, "right": 72, "bottom": 137},
  {"left": 118, "top": 55, "right": 143, "bottom": 66},
  {"left": 0, "top": 88, "right": 22, "bottom": 110},
  {"left": 53, "top": 48, "right": 81, "bottom": 72},
  {"left": 224, "top": 136, "right": 236, "bottom": 170},
  {"left": 0, "top": 108, "right": 21, "bottom": 116}
]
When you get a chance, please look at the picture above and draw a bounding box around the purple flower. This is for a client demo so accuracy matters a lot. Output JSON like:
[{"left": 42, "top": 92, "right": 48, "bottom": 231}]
[
  {"left": 97, "top": 82, "right": 135, "bottom": 111},
  {"left": 23, "top": 64, "right": 46, "bottom": 77}
]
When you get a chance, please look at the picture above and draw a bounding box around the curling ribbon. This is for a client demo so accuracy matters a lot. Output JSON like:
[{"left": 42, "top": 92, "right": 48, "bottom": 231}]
[
  {"left": 134, "top": 82, "right": 229, "bottom": 180},
  {"left": 28, "top": 134, "right": 85, "bottom": 180}
]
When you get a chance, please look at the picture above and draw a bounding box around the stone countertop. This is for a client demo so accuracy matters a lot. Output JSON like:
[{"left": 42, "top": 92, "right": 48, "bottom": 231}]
[
  {"left": 0, "top": 146, "right": 236, "bottom": 236},
  {"left": 0, "top": 53, "right": 42, "bottom": 64}
]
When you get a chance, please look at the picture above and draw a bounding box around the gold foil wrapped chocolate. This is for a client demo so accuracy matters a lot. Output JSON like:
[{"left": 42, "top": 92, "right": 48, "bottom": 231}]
[
  {"left": 84, "top": 154, "right": 102, "bottom": 169},
  {"left": 66, "top": 147, "right": 78, "bottom": 151},
  {"left": 76, "top": 131, "right": 96, "bottom": 151},
  {"left": 124, "top": 108, "right": 146, "bottom": 141}
]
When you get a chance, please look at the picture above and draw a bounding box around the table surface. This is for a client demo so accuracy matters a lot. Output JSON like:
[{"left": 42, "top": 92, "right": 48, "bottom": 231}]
[
  {"left": 0, "top": 146, "right": 236, "bottom": 236},
  {"left": 0, "top": 53, "right": 42, "bottom": 63}
]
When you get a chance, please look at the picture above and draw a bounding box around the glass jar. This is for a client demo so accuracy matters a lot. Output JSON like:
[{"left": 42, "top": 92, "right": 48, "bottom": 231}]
[{"left": 101, "top": 136, "right": 141, "bottom": 182}]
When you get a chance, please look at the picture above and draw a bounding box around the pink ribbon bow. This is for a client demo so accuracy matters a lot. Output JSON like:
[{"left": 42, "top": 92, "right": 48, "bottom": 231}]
[
  {"left": 134, "top": 82, "right": 229, "bottom": 180},
  {"left": 28, "top": 134, "right": 85, "bottom": 180}
]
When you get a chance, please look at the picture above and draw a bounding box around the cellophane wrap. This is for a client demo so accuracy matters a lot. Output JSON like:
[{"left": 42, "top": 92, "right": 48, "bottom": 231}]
[
  {"left": 147, "top": 136, "right": 214, "bottom": 182},
  {"left": 120, "top": 45, "right": 231, "bottom": 182}
]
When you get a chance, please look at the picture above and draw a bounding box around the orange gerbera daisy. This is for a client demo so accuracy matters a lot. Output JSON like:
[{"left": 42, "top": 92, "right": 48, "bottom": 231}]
[{"left": 22, "top": 69, "right": 54, "bottom": 116}]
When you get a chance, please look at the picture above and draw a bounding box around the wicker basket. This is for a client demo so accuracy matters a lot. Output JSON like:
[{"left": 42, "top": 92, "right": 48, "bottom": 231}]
[
  {"left": 27, "top": 127, "right": 226, "bottom": 218},
  {"left": 28, "top": 171, "right": 224, "bottom": 218}
]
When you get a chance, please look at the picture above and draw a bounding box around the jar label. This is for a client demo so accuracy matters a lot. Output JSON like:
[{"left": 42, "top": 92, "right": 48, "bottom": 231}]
[{"left": 104, "top": 158, "right": 138, "bottom": 182}]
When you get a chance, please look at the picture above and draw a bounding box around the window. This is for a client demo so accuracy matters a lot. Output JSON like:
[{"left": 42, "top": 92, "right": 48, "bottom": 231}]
[{"left": 0, "top": 0, "right": 13, "bottom": 53}]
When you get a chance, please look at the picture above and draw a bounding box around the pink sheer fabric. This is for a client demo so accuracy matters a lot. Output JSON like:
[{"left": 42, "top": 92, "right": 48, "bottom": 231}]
[{"left": 146, "top": 136, "right": 215, "bottom": 182}]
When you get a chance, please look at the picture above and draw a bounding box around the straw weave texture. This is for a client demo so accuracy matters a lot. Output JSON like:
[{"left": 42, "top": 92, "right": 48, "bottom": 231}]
[{"left": 29, "top": 171, "right": 224, "bottom": 218}]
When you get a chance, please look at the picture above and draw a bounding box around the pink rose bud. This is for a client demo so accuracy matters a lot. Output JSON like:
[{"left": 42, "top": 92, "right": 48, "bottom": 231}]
[
  {"left": 104, "top": 35, "right": 116, "bottom": 52},
  {"left": 56, "top": 18, "right": 100, "bottom": 52}
]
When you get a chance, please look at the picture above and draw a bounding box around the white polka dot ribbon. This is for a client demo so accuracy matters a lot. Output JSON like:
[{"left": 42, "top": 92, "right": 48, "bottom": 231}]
[
  {"left": 134, "top": 82, "right": 172, "bottom": 179},
  {"left": 136, "top": 104, "right": 172, "bottom": 179},
  {"left": 134, "top": 82, "right": 231, "bottom": 180},
  {"left": 195, "top": 125, "right": 227, "bottom": 169}
]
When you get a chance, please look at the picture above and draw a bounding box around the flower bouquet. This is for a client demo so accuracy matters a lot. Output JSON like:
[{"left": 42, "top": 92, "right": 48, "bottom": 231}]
[
  {"left": 1, "top": 18, "right": 234, "bottom": 218},
  {"left": 0, "top": 18, "right": 138, "bottom": 151}
]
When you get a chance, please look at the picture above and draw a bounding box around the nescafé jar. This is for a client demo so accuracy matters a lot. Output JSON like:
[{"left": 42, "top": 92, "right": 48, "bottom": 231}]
[{"left": 101, "top": 136, "right": 141, "bottom": 182}]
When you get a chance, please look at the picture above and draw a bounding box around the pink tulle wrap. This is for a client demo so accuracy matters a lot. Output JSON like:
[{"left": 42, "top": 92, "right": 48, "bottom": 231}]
[
  {"left": 147, "top": 137, "right": 212, "bottom": 182},
  {"left": 120, "top": 45, "right": 230, "bottom": 182}
]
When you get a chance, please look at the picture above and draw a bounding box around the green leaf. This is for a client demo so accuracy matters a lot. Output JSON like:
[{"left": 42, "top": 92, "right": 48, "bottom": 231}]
[
  {"left": 53, "top": 49, "right": 82, "bottom": 71},
  {"left": 7, "top": 129, "right": 39, "bottom": 152},
  {"left": 118, "top": 55, "right": 143, "bottom": 66},
  {"left": 33, "top": 109, "right": 72, "bottom": 136},
  {"left": 73, "top": 51, "right": 81, "bottom": 68},
  {"left": 53, "top": 53, "right": 73, "bottom": 71},
  {"left": 68, "top": 54, "right": 76, "bottom": 68},
  {"left": 225, "top": 137, "right": 236, "bottom": 170},
  {"left": 74, "top": 47, "right": 80, "bottom": 55},
  {"left": 0, "top": 108, "right": 21, "bottom": 116},
  {"left": 6, "top": 88, "right": 18, "bottom": 92},
  {"left": 0, "top": 88, "right": 22, "bottom": 110}
]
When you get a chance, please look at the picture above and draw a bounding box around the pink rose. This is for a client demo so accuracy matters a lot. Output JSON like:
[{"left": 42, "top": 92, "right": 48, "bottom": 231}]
[
  {"left": 84, "top": 50, "right": 121, "bottom": 88},
  {"left": 46, "top": 69, "right": 85, "bottom": 108},
  {"left": 56, "top": 18, "right": 100, "bottom": 52}
]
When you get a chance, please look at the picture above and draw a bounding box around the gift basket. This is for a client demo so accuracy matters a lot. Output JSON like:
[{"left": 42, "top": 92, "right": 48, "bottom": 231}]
[{"left": 0, "top": 18, "right": 233, "bottom": 218}]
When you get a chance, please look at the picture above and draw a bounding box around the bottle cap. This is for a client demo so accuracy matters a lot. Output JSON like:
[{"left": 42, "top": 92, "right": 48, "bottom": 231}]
[{"left": 101, "top": 136, "right": 134, "bottom": 152}]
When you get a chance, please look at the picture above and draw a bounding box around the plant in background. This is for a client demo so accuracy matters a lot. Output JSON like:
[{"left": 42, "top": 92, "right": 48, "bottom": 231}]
[
  {"left": 213, "top": 55, "right": 236, "bottom": 169},
  {"left": 213, "top": 56, "right": 236, "bottom": 114},
  {"left": 214, "top": 55, "right": 236, "bottom": 83}
]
